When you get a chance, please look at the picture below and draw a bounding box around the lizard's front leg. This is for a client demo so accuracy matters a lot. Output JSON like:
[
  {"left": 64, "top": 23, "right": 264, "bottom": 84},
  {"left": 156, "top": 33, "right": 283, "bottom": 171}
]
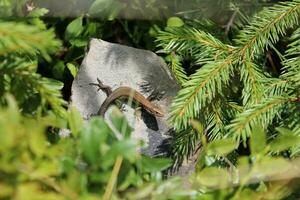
[{"left": 89, "top": 78, "right": 113, "bottom": 96}]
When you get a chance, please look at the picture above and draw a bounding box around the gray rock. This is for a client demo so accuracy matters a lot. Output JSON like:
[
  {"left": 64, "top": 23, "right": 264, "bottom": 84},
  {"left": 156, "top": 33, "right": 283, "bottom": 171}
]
[{"left": 71, "top": 39, "right": 180, "bottom": 156}]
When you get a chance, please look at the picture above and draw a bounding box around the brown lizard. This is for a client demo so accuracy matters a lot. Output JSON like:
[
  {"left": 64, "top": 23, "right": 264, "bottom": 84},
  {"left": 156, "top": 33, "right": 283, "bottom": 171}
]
[{"left": 90, "top": 78, "right": 164, "bottom": 117}]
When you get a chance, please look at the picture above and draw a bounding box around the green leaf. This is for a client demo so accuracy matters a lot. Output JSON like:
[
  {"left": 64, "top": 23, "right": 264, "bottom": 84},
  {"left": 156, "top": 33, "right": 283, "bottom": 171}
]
[
  {"left": 28, "top": 128, "right": 47, "bottom": 158},
  {"left": 15, "top": 183, "right": 63, "bottom": 200},
  {"left": 0, "top": 182, "right": 14, "bottom": 198},
  {"left": 52, "top": 61, "right": 65, "bottom": 79},
  {"left": 238, "top": 156, "right": 250, "bottom": 166},
  {"left": 275, "top": 127, "right": 294, "bottom": 135},
  {"left": 60, "top": 156, "right": 75, "bottom": 173},
  {"left": 65, "top": 17, "right": 84, "bottom": 41},
  {"left": 0, "top": 96, "right": 20, "bottom": 151},
  {"left": 86, "top": 22, "right": 99, "bottom": 36},
  {"left": 194, "top": 167, "right": 231, "bottom": 188},
  {"left": 80, "top": 118, "right": 111, "bottom": 164},
  {"left": 195, "top": 153, "right": 206, "bottom": 171},
  {"left": 90, "top": 172, "right": 111, "bottom": 185},
  {"left": 191, "top": 120, "right": 206, "bottom": 147},
  {"left": 255, "top": 157, "right": 292, "bottom": 178},
  {"left": 238, "top": 157, "right": 293, "bottom": 184},
  {"left": 30, "top": 160, "right": 60, "bottom": 178},
  {"left": 68, "top": 107, "right": 83, "bottom": 137},
  {"left": 167, "top": 17, "right": 184, "bottom": 27},
  {"left": 238, "top": 188, "right": 257, "bottom": 200},
  {"left": 69, "top": 38, "right": 88, "bottom": 47},
  {"left": 140, "top": 156, "right": 172, "bottom": 173},
  {"left": 64, "top": 171, "right": 87, "bottom": 194},
  {"left": 109, "top": 107, "right": 133, "bottom": 138},
  {"left": 190, "top": 120, "right": 204, "bottom": 133},
  {"left": 118, "top": 169, "right": 142, "bottom": 190},
  {"left": 111, "top": 139, "right": 137, "bottom": 162},
  {"left": 269, "top": 131, "right": 300, "bottom": 152},
  {"left": 66, "top": 63, "right": 78, "bottom": 78},
  {"left": 250, "top": 125, "right": 266, "bottom": 155},
  {"left": 206, "top": 139, "right": 236, "bottom": 156}
]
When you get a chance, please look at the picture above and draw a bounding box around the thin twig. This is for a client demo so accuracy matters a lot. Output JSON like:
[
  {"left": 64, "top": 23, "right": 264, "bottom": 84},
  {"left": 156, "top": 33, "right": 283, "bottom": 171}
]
[
  {"left": 266, "top": 50, "right": 279, "bottom": 75},
  {"left": 225, "top": 10, "right": 238, "bottom": 35}
]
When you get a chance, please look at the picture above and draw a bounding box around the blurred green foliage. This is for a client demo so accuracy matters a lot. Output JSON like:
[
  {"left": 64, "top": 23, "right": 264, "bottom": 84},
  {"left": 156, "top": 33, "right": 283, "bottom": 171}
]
[
  {"left": 0, "top": 5, "right": 66, "bottom": 116},
  {"left": 0, "top": 0, "right": 300, "bottom": 199},
  {"left": 1, "top": 98, "right": 299, "bottom": 199},
  {"left": 0, "top": 99, "right": 175, "bottom": 199}
]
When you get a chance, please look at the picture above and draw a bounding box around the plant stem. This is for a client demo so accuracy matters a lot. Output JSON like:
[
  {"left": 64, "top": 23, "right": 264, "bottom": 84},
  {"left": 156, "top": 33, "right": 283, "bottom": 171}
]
[{"left": 103, "top": 156, "right": 123, "bottom": 200}]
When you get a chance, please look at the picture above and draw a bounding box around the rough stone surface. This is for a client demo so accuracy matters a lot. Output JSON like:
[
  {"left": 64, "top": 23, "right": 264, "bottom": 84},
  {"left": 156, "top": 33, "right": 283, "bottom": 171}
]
[{"left": 71, "top": 39, "right": 180, "bottom": 156}]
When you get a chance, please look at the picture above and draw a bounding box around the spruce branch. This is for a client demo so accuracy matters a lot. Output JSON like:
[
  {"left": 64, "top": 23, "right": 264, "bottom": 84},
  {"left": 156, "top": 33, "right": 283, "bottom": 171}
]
[
  {"left": 282, "top": 27, "right": 300, "bottom": 85},
  {"left": 168, "top": 52, "right": 188, "bottom": 85},
  {"left": 240, "top": 59, "right": 264, "bottom": 106},
  {"left": 263, "top": 78, "right": 290, "bottom": 97},
  {"left": 235, "top": 0, "right": 300, "bottom": 106},
  {"left": 206, "top": 105, "right": 226, "bottom": 140},
  {"left": 0, "top": 21, "right": 61, "bottom": 60},
  {"left": 171, "top": 100, "right": 241, "bottom": 162},
  {"left": 156, "top": 1, "right": 300, "bottom": 160},
  {"left": 235, "top": 0, "right": 300, "bottom": 57},
  {"left": 206, "top": 100, "right": 244, "bottom": 141},
  {"left": 227, "top": 96, "right": 290, "bottom": 143},
  {"left": 170, "top": 58, "right": 234, "bottom": 130},
  {"left": 279, "top": 103, "right": 300, "bottom": 130},
  {"left": 170, "top": 128, "right": 199, "bottom": 163},
  {"left": 157, "top": 26, "right": 234, "bottom": 58},
  {"left": 0, "top": 58, "right": 66, "bottom": 116},
  {"left": 291, "top": 124, "right": 300, "bottom": 157},
  {"left": 0, "top": 20, "right": 65, "bottom": 116}
]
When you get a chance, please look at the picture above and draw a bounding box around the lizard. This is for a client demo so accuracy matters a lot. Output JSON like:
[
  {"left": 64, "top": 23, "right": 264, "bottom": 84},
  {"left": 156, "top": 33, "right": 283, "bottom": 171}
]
[{"left": 89, "top": 78, "right": 164, "bottom": 117}]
